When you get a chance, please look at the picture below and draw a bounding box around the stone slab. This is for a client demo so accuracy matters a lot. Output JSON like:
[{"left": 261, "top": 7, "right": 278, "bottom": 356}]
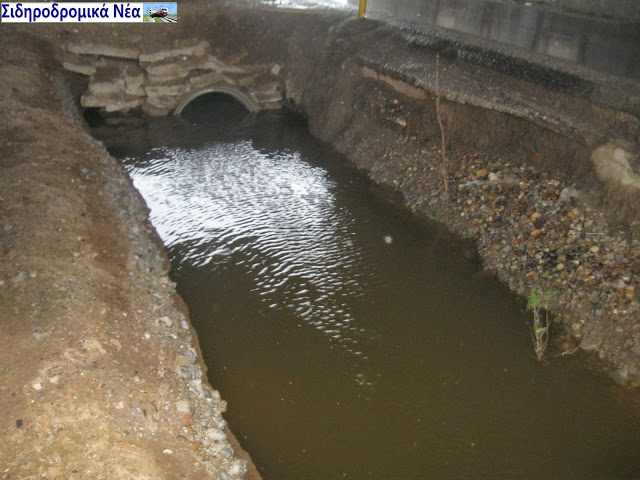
[
  {"left": 144, "top": 56, "right": 210, "bottom": 78},
  {"left": 139, "top": 41, "right": 209, "bottom": 64},
  {"left": 189, "top": 72, "right": 227, "bottom": 89},
  {"left": 105, "top": 96, "right": 144, "bottom": 113},
  {"left": 145, "top": 94, "right": 180, "bottom": 110},
  {"left": 143, "top": 103, "right": 171, "bottom": 117},
  {"left": 123, "top": 63, "right": 146, "bottom": 96},
  {"left": 234, "top": 75, "right": 256, "bottom": 87},
  {"left": 591, "top": 144, "right": 640, "bottom": 191},
  {"left": 61, "top": 52, "right": 97, "bottom": 76},
  {"left": 89, "top": 77, "right": 126, "bottom": 96},
  {"left": 145, "top": 84, "right": 188, "bottom": 97},
  {"left": 68, "top": 43, "right": 139, "bottom": 60},
  {"left": 251, "top": 89, "right": 283, "bottom": 104},
  {"left": 260, "top": 101, "right": 284, "bottom": 110},
  {"left": 81, "top": 91, "right": 143, "bottom": 112}
]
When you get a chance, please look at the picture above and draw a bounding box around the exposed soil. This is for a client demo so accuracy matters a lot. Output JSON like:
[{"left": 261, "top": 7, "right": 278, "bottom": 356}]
[
  {"left": 0, "top": 31, "right": 258, "bottom": 480},
  {"left": 1, "top": 2, "right": 639, "bottom": 479},
  {"left": 291, "top": 55, "right": 640, "bottom": 386}
]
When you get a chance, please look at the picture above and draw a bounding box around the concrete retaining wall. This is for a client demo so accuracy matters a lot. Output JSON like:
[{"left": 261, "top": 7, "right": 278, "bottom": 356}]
[{"left": 532, "top": 0, "right": 640, "bottom": 21}]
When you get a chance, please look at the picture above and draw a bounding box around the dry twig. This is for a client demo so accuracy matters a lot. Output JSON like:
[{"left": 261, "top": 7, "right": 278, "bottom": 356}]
[{"left": 435, "top": 54, "right": 449, "bottom": 193}]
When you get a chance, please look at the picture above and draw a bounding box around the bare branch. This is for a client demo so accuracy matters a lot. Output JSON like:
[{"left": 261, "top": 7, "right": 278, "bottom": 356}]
[{"left": 435, "top": 54, "right": 449, "bottom": 194}]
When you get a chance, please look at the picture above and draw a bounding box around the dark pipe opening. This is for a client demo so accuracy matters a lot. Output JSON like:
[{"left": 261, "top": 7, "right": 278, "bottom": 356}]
[
  {"left": 180, "top": 92, "right": 250, "bottom": 126},
  {"left": 83, "top": 107, "right": 105, "bottom": 128}
]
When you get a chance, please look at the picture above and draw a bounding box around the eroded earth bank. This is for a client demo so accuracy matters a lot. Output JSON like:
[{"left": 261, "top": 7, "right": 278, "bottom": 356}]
[
  {"left": 0, "top": 27, "right": 258, "bottom": 480},
  {"left": 1, "top": 1, "right": 640, "bottom": 478}
]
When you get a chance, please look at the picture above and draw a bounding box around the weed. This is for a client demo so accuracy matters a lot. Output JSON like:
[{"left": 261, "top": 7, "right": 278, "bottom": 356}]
[{"left": 526, "top": 288, "right": 555, "bottom": 360}]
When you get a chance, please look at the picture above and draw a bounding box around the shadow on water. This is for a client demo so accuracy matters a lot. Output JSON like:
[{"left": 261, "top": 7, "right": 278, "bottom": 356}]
[{"left": 93, "top": 95, "right": 640, "bottom": 480}]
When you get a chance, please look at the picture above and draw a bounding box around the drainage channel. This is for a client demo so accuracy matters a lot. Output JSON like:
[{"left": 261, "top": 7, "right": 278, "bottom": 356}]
[{"left": 93, "top": 95, "right": 640, "bottom": 480}]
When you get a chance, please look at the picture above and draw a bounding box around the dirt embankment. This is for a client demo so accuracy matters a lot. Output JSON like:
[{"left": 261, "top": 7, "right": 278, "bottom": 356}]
[
  {"left": 277, "top": 13, "right": 640, "bottom": 386},
  {"left": 0, "top": 30, "right": 257, "bottom": 480},
  {"left": 184, "top": 5, "right": 640, "bottom": 385},
  {"left": 1, "top": 3, "right": 639, "bottom": 478}
]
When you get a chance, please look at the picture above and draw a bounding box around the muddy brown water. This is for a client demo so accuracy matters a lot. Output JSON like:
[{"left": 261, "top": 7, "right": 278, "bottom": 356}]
[{"left": 95, "top": 96, "right": 640, "bottom": 479}]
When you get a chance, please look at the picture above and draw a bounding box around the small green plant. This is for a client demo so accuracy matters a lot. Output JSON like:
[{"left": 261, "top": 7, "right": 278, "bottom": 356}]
[{"left": 526, "top": 288, "right": 555, "bottom": 360}]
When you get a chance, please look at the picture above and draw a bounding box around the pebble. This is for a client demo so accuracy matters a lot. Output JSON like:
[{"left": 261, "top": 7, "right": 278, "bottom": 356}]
[
  {"left": 176, "top": 399, "right": 190, "bottom": 413},
  {"left": 32, "top": 382, "right": 42, "bottom": 391},
  {"left": 205, "top": 427, "right": 227, "bottom": 442},
  {"left": 558, "top": 186, "right": 580, "bottom": 203},
  {"left": 10, "top": 271, "right": 27, "bottom": 283},
  {"left": 187, "top": 347, "right": 197, "bottom": 364},
  {"left": 229, "top": 460, "right": 247, "bottom": 476},
  {"left": 159, "top": 316, "right": 173, "bottom": 328}
]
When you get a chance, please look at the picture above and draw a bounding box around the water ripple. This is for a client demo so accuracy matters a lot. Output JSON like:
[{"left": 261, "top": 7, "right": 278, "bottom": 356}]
[{"left": 126, "top": 140, "right": 374, "bottom": 369}]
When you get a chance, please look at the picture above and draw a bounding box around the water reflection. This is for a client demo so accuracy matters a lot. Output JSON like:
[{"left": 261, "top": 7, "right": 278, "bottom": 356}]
[
  {"left": 97, "top": 111, "right": 640, "bottom": 480},
  {"left": 365, "top": 0, "right": 640, "bottom": 79},
  {"left": 124, "top": 130, "right": 378, "bottom": 381}
]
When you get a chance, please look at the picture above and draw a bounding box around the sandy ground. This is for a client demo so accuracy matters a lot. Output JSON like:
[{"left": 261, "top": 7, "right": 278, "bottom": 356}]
[{"left": 0, "top": 30, "right": 259, "bottom": 480}]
